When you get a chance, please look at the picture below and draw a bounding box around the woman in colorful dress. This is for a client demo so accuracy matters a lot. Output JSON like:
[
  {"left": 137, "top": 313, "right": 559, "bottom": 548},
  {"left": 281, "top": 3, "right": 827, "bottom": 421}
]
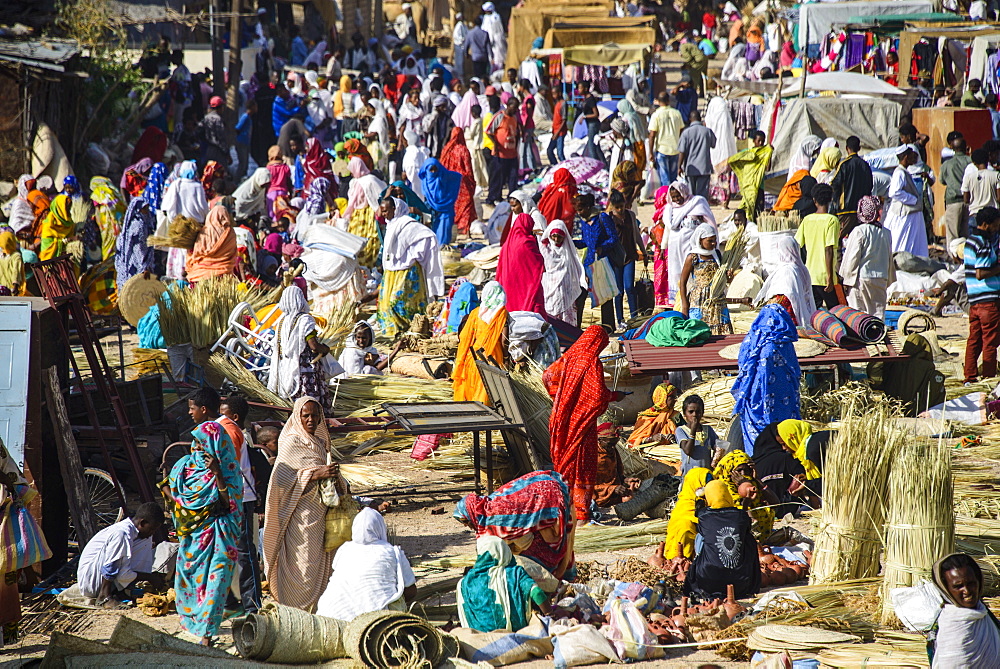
[
  {"left": 89, "top": 176, "right": 126, "bottom": 261},
  {"left": 267, "top": 286, "right": 332, "bottom": 410},
  {"left": 661, "top": 180, "right": 717, "bottom": 306},
  {"left": 540, "top": 220, "right": 586, "bottom": 326},
  {"left": 544, "top": 325, "right": 625, "bottom": 523},
  {"left": 453, "top": 281, "right": 508, "bottom": 403},
  {"left": 166, "top": 421, "right": 242, "bottom": 645},
  {"left": 376, "top": 197, "right": 445, "bottom": 336},
  {"left": 439, "top": 127, "right": 478, "bottom": 236},
  {"left": 342, "top": 157, "right": 387, "bottom": 267},
  {"left": 266, "top": 145, "right": 293, "bottom": 220},
  {"left": 677, "top": 223, "right": 733, "bottom": 334},
  {"left": 39, "top": 176, "right": 82, "bottom": 261}
]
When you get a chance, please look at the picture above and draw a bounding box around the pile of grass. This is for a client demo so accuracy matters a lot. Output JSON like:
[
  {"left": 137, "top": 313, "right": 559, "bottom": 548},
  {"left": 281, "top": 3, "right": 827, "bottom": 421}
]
[{"left": 158, "top": 277, "right": 281, "bottom": 348}]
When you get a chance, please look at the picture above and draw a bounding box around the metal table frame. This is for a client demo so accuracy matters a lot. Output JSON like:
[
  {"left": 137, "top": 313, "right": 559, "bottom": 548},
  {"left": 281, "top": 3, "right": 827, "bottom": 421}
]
[{"left": 378, "top": 401, "right": 525, "bottom": 494}]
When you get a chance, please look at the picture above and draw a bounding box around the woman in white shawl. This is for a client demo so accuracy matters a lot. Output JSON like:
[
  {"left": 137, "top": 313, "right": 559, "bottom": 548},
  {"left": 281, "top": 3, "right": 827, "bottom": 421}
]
[
  {"left": 299, "top": 224, "right": 365, "bottom": 319},
  {"left": 267, "top": 286, "right": 332, "bottom": 410},
  {"left": 508, "top": 190, "right": 547, "bottom": 235},
  {"left": 315, "top": 507, "right": 416, "bottom": 620},
  {"left": 754, "top": 234, "right": 817, "bottom": 326},
  {"left": 7, "top": 175, "right": 36, "bottom": 233},
  {"left": 233, "top": 167, "right": 271, "bottom": 221},
  {"left": 721, "top": 42, "right": 749, "bottom": 81},
  {"left": 540, "top": 220, "right": 586, "bottom": 326},
  {"left": 787, "top": 134, "right": 821, "bottom": 180},
  {"left": 397, "top": 89, "right": 425, "bottom": 141},
  {"left": 661, "top": 180, "right": 717, "bottom": 304},
  {"left": 930, "top": 553, "right": 1000, "bottom": 669},
  {"left": 482, "top": 2, "right": 507, "bottom": 73},
  {"left": 160, "top": 160, "right": 209, "bottom": 280},
  {"left": 375, "top": 197, "right": 445, "bottom": 336},
  {"left": 342, "top": 157, "right": 387, "bottom": 267},
  {"left": 367, "top": 99, "right": 391, "bottom": 175}
]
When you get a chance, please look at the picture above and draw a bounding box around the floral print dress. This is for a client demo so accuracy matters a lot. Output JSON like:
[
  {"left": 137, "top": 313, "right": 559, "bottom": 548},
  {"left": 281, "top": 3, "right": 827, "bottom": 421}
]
[{"left": 166, "top": 421, "right": 243, "bottom": 638}]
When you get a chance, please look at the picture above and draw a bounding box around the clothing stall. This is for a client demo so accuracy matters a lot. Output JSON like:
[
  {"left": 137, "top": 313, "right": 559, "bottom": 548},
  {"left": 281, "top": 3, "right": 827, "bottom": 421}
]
[{"left": 898, "top": 24, "right": 1000, "bottom": 94}]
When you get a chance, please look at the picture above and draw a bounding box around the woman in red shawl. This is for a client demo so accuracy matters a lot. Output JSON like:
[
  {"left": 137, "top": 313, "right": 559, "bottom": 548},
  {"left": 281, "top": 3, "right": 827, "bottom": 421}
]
[
  {"left": 302, "top": 137, "right": 333, "bottom": 190},
  {"left": 544, "top": 325, "right": 624, "bottom": 522},
  {"left": 439, "top": 127, "right": 477, "bottom": 236},
  {"left": 496, "top": 213, "right": 546, "bottom": 314},
  {"left": 201, "top": 160, "right": 226, "bottom": 200},
  {"left": 538, "top": 168, "right": 578, "bottom": 231},
  {"left": 343, "top": 138, "right": 374, "bottom": 172},
  {"left": 131, "top": 126, "right": 168, "bottom": 165}
]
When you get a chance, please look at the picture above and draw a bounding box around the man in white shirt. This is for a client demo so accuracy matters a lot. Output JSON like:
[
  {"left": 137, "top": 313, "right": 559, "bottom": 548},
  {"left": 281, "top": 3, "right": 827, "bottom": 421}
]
[
  {"left": 77, "top": 503, "right": 164, "bottom": 607},
  {"left": 220, "top": 396, "right": 261, "bottom": 614},
  {"left": 962, "top": 148, "right": 1000, "bottom": 227},
  {"left": 452, "top": 14, "right": 468, "bottom": 80}
]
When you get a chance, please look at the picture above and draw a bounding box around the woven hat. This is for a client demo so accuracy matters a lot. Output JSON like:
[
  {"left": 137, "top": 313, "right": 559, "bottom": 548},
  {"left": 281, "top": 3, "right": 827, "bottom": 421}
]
[
  {"left": 719, "top": 338, "right": 827, "bottom": 360},
  {"left": 118, "top": 274, "right": 166, "bottom": 327}
]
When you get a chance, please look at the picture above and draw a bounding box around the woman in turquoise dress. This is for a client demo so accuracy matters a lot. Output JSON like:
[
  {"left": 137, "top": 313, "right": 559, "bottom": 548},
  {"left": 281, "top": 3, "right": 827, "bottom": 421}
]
[{"left": 167, "top": 421, "right": 243, "bottom": 645}]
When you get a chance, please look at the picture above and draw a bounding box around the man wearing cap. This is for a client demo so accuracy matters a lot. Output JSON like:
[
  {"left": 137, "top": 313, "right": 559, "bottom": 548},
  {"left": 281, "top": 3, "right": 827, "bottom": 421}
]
[
  {"left": 200, "top": 95, "right": 229, "bottom": 167},
  {"left": 395, "top": 4, "right": 417, "bottom": 46},
  {"left": 453, "top": 14, "right": 468, "bottom": 80},
  {"left": 466, "top": 16, "right": 492, "bottom": 81},
  {"left": 884, "top": 145, "right": 929, "bottom": 256}
]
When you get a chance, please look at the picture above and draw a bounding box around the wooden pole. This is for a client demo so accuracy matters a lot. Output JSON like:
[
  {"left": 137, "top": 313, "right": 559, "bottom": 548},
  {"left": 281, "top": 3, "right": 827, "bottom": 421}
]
[
  {"left": 212, "top": 0, "right": 226, "bottom": 97},
  {"left": 42, "top": 366, "right": 100, "bottom": 548},
  {"left": 226, "top": 0, "right": 244, "bottom": 145},
  {"left": 799, "top": 21, "right": 809, "bottom": 99}
]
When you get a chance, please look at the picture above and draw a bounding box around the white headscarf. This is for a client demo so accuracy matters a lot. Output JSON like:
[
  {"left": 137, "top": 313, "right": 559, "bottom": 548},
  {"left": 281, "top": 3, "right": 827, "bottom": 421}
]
[
  {"left": 755, "top": 235, "right": 817, "bottom": 325},
  {"left": 160, "top": 161, "right": 209, "bottom": 223},
  {"left": 508, "top": 190, "right": 546, "bottom": 234},
  {"left": 315, "top": 507, "right": 414, "bottom": 621},
  {"left": 457, "top": 536, "right": 515, "bottom": 630},
  {"left": 382, "top": 197, "right": 445, "bottom": 296},
  {"left": 540, "top": 220, "right": 585, "bottom": 325},
  {"left": 267, "top": 286, "right": 317, "bottom": 400},
  {"left": 233, "top": 167, "right": 271, "bottom": 220},
  {"left": 7, "top": 175, "right": 35, "bottom": 233},
  {"left": 693, "top": 222, "right": 719, "bottom": 256},
  {"left": 479, "top": 281, "right": 507, "bottom": 324},
  {"left": 787, "top": 134, "right": 821, "bottom": 178}
]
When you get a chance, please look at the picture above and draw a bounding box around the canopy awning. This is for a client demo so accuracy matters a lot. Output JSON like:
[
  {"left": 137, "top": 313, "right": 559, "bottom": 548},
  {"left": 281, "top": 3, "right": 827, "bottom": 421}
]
[
  {"left": 778, "top": 72, "right": 906, "bottom": 97},
  {"left": 559, "top": 42, "right": 651, "bottom": 67}
]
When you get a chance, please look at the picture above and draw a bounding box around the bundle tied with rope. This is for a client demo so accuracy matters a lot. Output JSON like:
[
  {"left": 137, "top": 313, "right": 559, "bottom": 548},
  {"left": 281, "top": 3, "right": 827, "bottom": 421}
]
[
  {"left": 147, "top": 214, "right": 202, "bottom": 250},
  {"left": 233, "top": 604, "right": 453, "bottom": 668}
]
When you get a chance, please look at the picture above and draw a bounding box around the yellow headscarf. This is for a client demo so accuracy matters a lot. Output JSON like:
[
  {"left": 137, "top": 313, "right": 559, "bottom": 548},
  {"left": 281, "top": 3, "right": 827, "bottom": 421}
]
[
  {"left": 704, "top": 479, "right": 735, "bottom": 509},
  {"left": 777, "top": 419, "right": 822, "bottom": 480},
  {"left": 333, "top": 75, "right": 352, "bottom": 118},
  {"left": 810, "top": 146, "right": 842, "bottom": 178},
  {"left": 0, "top": 231, "right": 17, "bottom": 256},
  {"left": 713, "top": 451, "right": 774, "bottom": 537},
  {"left": 639, "top": 383, "right": 677, "bottom": 418}
]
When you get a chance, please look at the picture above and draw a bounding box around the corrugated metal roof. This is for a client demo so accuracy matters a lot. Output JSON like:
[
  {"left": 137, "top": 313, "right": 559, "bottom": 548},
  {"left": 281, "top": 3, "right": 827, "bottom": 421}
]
[{"left": 0, "top": 38, "right": 80, "bottom": 72}]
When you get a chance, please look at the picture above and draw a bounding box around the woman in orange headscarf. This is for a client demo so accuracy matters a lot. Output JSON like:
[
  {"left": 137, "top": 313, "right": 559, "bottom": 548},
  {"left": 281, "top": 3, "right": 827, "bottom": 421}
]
[
  {"left": 343, "top": 138, "right": 374, "bottom": 172},
  {"left": 439, "top": 127, "right": 477, "bottom": 236},
  {"left": 453, "top": 281, "right": 508, "bottom": 403},
  {"left": 544, "top": 325, "right": 625, "bottom": 522},
  {"left": 538, "top": 168, "right": 578, "bottom": 231},
  {"left": 185, "top": 204, "right": 237, "bottom": 283},
  {"left": 628, "top": 383, "right": 681, "bottom": 447}
]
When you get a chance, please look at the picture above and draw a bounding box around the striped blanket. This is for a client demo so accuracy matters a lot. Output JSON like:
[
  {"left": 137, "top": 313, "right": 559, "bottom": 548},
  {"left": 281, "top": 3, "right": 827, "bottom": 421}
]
[{"left": 828, "top": 304, "right": 886, "bottom": 343}]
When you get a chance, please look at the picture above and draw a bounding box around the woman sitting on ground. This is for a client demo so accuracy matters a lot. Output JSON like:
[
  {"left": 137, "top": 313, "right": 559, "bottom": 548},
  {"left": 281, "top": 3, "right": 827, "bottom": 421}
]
[
  {"left": 685, "top": 480, "right": 760, "bottom": 600},
  {"left": 627, "top": 382, "right": 682, "bottom": 447},
  {"left": 931, "top": 552, "right": 1000, "bottom": 667},
  {"left": 338, "top": 321, "right": 403, "bottom": 376},
  {"left": 316, "top": 507, "right": 417, "bottom": 620},
  {"left": 458, "top": 536, "right": 551, "bottom": 633}
]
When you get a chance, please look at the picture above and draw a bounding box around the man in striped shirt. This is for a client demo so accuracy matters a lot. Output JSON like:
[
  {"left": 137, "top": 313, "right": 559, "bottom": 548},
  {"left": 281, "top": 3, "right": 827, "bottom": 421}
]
[{"left": 964, "top": 206, "right": 1000, "bottom": 383}]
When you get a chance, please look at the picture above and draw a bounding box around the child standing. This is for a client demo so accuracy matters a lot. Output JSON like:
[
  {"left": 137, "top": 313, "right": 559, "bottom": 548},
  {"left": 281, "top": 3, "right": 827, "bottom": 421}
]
[
  {"left": 839, "top": 195, "right": 893, "bottom": 319},
  {"left": 676, "top": 395, "right": 725, "bottom": 480},
  {"left": 796, "top": 183, "right": 841, "bottom": 308},
  {"left": 964, "top": 206, "right": 1000, "bottom": 383}
]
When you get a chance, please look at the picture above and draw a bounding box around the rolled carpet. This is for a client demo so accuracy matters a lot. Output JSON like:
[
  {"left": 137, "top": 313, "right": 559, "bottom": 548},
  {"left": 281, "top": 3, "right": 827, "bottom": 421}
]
[
  {"left": 810, "top": 309, "right": 849, "bottom": 346},
  {"left": 828, "top": 304, "right": 886, "bottom": 343}
]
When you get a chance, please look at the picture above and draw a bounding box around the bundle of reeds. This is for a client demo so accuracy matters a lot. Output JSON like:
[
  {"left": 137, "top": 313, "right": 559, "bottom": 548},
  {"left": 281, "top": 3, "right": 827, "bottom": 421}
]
[
  {"left": 339, "top": 463, "right": 407, "bottom": 488},
  {"left": 757, "top": 210, "right": 801, "bottom": 233},
  {"left": 206, "top": 352, "right": 292, "bottom": 409},
  {"left": 676, "top": 375, "right": 736, "bottom": 419},
  {"left": 147, "top": 215, "right": 203, "bottom": 250},
  {"left": 574, "top": 518, "right": 666, "bottom": 553},
  {"left": 157, "top": 277, "right": 278, "bottom": 348},
  {"left": 879, "top": 437, "right": 954, "bottom": 625},
  {"left": 332, "top": 375, "right": 454, "bottom": 415},
  {"left": 317, "top": 303, "right": 359, "bottom": 352},
  {"left": 709, "top": 225, "right": 747, "bottom": 302},
  {"left": 810, "top": 392, "right": 904, "bottom": 584},
  {"left": 156, "top": 283, "right": 190, "bottom": 347},
  {"left": 510, "top": 360, "right": 553, "bottom": 465}
]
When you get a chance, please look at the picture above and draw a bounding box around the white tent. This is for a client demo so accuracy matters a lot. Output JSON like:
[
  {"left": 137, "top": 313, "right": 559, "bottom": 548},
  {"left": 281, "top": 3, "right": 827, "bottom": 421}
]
[{"left": 778, "top": 72, "right": 907, "bottom": 97}]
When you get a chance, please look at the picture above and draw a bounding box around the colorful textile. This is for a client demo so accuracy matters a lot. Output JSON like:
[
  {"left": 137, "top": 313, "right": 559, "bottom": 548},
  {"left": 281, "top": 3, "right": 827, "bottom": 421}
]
[
  {"left": 115, "top": 198, "right": 156, "bottom": 292},
  {"left": 80, "top": 257, "right": 117, "bottom": 315},
  {"left": 186, "top": 206, "right": 237, "bottom": 283},
  {"left": 728, "top": 145, "right": 773, "bottom": 221},
  {"left": 731, "top": 304, "right": 801, "bottom": 455},
  {"left": 664, "top": 468, "right": 712, "bottom": 559},
  {"left": 453, "top": 301, "right": 508, "bottom": 403},
  {"left": 89, "top": 176, "right": 126, "bottom": 261},
  {"left": 810, "top": 308, "right": 849, "bottom": 345},
  {"left": 497, "top": 213, "right": 546, "bottom": 314},
  {"left": 712, "top": 451, "right": 774, "bottom": 538},
  {"left": 39, "top": 194, "right": 75, "bottom": 261},
  {"left": 454, "top": 470, "right": 573, "bottom": 575},
  {"left": 776, "top": 419, "right": 821, "bottom": 480},
  {"left": 457, "top": 536, "right": 544, "bottom": 633},
  {"left": 436, "top": 278, "right": 479, "bottom": 335},
  {"left": 620, "top": 310, "right": 683, "bottom": 340},
  {"left": 544, "top": 325, "right": 617, "bottom": 521},
  {"left": 439, "top": 127, "right": 477, "bottom": 236},
  {"left": 686, "top": 255, "right": 733, "bottom": 335},
  {"left": 376, "top": 263, "right": 427, "bottom": 337},
  {"left": 418, "top": 158, "right": 462, "bottom": 246},
  {"left": 827, "top": 304, "right": 886, "bottom": 343},
  {"left": 347, "top": 204, "right": 380, "bottom": 268},
  {"left": 628, "top": 383, "right": 680, "bottom": 447},
  {"left": 142, "top": 162, "right": 168, "bottom": 210},
  {"left": 303, "top": 137, "right": 333, "bottom": 190},
  {"left": 167, "top": 421, "right": 242, "bottom": 638},
  {"left": 201, "top": 161, "right": 225, "bottom": 200},
  {"left": 645, "top": 316, "right": 712, "bottom": 347}
]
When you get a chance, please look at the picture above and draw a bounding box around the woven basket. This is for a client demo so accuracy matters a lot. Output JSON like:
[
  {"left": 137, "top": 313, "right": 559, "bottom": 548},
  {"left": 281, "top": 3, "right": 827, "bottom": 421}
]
[
  {"left": 233, "top": 602, "right": 346, "bottom": 663},
  {"left": 118, "top": 274, "right": 166, "bottom": 327},
  {"left": 344, "top": 609, "right": 448, "bottom": 669},
  {"left": 895, "top": 308, "right": 935, "bottom": 335},
  {"left": 408, "top": 313, "right": 432, "bottom": 337}
]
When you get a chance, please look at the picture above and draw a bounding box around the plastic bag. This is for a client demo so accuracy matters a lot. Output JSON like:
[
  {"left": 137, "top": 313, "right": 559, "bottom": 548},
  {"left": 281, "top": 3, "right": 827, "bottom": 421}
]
[
  {"left": 0, "top": 497, "right": 52, "bottom": 571},
  {"left": 450, "top": 626, "right": 553, "bottom": 666},
  {"left": 551, "top": 624, "right": 620, "bottom": 668},
  {"left": 601, "top": 598, "right": 663, "bottom": 661},
  {"left": 322, "top": 474, "right": 358, "bottom": 553},
  {"left": 891, "top": 580, "right": 945, "bottom": 632}
]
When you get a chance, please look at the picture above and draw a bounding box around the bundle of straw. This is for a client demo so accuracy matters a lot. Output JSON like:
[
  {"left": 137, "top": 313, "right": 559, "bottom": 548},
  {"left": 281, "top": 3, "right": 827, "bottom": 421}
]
[
  {"left": 810, "top": 392, "right": 905, "bottom": 584},
  {"left": 147, "top": 215, "right": 203, "bottom": 250},
  {"left": 879, "top": 438, "right": 954, "bottom": 625},
  {"left": 677, "top": 375, "right": 737, "bottom": 419},
  {"left": 156, "top": 283, "right": 190, "bottom": 347},
  {"left": 510, "top": 361, "right": 553, "bottom": 466},
  {"left": 333, "top": 376, "right": 454, "bottom": 414},
  {"left": 157, "top": 277, "right": 278, "bottom": 348},
  {"left": 206, "top": 352, "right": 292, "bottom": 409},
  {"left": 756, "top": 210, "right": 801, "bottom": 233},
  {"left": 709, "top": 225, "right": 747, "bottom": 302}
]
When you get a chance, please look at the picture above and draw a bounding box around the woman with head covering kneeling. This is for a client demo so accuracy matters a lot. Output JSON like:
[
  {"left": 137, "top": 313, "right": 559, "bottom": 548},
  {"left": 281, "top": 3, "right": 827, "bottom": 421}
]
[
  {"left": 315, "top": 507, "right": 417, "bottom": 620},
  {"left": 458, "top": 536, "right": 550, "bottom": 633},
  {"left": 685, "top": 480, "right": 761, "bottom": 600},
  {"left": 930, "top": 553, "right": 1000, "bottom": 668}
]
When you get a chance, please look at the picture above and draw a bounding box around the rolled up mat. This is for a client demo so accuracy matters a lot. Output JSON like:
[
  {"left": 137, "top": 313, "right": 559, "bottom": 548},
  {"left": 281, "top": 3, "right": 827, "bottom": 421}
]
[
  {"left": 827, "top": 304, "right": 887, "bottom": 343},
  {"left": 233, "top": 602, "right": 347, "bottom": 663},
  {"left": 344, "top": 609, "right": 454, "bottom": 668},
  {"left": 810, "top": 309, "right": 849, "bottom": 346},
  {"left": 895, "top": 308, "right": 936, "bottom": 335}
]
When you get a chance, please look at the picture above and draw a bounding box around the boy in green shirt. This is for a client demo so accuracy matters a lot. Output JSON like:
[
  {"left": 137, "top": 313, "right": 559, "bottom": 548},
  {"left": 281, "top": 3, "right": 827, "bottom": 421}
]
[{"left": 795, "top": 183, "right": 841, "bottom": 308}]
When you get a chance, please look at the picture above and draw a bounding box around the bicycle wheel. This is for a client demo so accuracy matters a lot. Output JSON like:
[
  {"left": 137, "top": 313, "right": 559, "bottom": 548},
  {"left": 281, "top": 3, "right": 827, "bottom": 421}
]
[{"left": 67, "top": 468, "right": 126, "bottom": 548}]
